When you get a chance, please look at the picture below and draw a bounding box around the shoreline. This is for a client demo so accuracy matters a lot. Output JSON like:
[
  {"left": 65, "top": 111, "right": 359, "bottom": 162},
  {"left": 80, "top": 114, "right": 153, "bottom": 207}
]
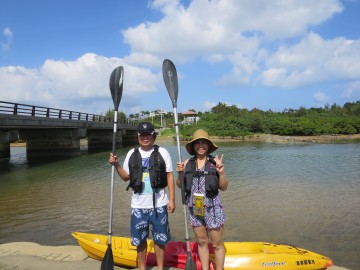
[
  {"left": 9, "top": 134, "right": 360, "bottom": 147},
  {"left": 214, "top": 133, "right": 360, "bottom": 143},
  {"left": 0, "top": 242, "right": 351, "bottom": 270},
  {"left": 158, "top": 133, "right": 360, "bottom": 144}
]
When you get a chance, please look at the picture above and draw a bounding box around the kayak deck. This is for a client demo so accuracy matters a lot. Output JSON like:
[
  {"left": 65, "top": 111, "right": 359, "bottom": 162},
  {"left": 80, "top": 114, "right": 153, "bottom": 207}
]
[{"left": 72, "top": 232, "right": 333, "bottom": 269}]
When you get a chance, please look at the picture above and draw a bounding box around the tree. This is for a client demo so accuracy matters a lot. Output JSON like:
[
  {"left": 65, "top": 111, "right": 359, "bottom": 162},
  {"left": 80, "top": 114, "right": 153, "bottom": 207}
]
[
  {"left": 105, "top": 109, "right": 127, "bottom": 123},
  {"left": 103, "top": 100, "right": 360, "bottom": 136}
]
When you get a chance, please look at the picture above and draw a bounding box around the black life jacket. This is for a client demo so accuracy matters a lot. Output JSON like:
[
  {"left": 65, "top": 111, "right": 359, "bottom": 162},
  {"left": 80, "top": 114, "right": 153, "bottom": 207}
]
[
  {"left": 184, "top": 155, "right": 219, "bottom": 201},
  {"left": 126, "top": 145, "right": 167, "bottom": 194}
]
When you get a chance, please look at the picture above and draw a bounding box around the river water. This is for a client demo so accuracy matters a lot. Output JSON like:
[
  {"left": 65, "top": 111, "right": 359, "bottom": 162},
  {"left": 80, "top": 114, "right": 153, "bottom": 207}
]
[{"left": 0, "top": 141, "right": 359, "bottom": 269}]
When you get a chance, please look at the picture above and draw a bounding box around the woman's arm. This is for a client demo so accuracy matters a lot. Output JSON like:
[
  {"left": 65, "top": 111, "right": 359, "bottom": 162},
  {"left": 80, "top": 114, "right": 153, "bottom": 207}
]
[
  {"left": 215, "top": 154, "right": 228, "bottom": 191},
  {"left": 176, "top": 159, "right": 188, "bottom": 188},
  {"left": 218, "top": 172, "right": 228, "bottom": 191}
]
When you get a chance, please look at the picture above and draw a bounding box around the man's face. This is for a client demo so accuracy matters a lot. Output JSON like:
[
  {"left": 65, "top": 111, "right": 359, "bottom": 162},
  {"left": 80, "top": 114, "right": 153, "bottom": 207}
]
[{"left": 138, "top": 133, "right": 155, "bottom": 150}]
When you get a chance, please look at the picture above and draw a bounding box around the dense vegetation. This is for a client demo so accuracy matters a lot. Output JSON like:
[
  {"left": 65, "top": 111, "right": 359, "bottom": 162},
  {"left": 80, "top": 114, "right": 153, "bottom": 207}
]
[
  {"left": 191, "top": 101, "right": 360, "bottom": 137},
  {"left": 105, "top": 109, "right": 127, "bottom": 123},
  {"left": 107, "top": 101, "right": 360, "bottom": 138}
]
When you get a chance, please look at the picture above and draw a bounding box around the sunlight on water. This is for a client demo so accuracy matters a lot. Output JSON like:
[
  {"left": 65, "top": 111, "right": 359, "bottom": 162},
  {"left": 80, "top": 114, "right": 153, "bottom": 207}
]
[{"left": 0, "top": 142, "right": 359, "bottom": 269}]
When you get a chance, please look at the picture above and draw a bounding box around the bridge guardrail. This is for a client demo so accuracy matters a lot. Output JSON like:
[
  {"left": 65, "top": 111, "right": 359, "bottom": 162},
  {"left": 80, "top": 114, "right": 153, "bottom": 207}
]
[{"left": 0, "top": 101, "right": 113, "bottom": 123}]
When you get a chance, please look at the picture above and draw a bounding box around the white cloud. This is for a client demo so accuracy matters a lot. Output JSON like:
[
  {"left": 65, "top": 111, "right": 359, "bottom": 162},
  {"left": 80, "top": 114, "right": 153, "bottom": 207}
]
[
  {"left": 342, "top": 81, "right": 360, "bottom": 99},
  {"left": 314, "top": 92, "right": 331, "bottom": 103},
  {"left": 1, "top": 27, "right": 14, "bottom": 50},
  {"left": 261, "top": 33, "right": 360, "bottom": 88},
  {"left": 3, "top": 27, "right": 13, "bottom": 39},
  {"left": 1, "top": 0, "right": 358, "bottom": 115},
  {"left": 123, "top": 0, "right": 343, "bottom": 60},
  {"left": 216, "top": 52, "right": 260, "bottom": 87},
  {"left": 122, "top": 0, "right": 352, "bottom": 90},
  {"left": 0, "top": 53, "right": 160, "bottom": 114},
  {"left": 0, "top": 66, "right": 49, "bottom": 101},
  {"left": 124, "top": 52, "right": 162, "bottom": 68},
  {"left": 203, "top": 101, "right": 217, "bottom": 111},
  {"left": 203, "top": 100, "right": 242, "bottom": 112}
]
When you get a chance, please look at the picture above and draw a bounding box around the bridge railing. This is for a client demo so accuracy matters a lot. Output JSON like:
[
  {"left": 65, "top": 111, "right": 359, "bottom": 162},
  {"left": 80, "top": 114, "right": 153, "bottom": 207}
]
[{"left": 0, "top": 101, "right": 113, "bottom": 122}]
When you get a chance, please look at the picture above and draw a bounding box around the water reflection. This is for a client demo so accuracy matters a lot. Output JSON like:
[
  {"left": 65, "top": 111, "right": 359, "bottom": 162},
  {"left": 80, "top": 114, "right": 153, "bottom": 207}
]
[{"left": 0, "top": 142, "right": 359, "bottom": 269}]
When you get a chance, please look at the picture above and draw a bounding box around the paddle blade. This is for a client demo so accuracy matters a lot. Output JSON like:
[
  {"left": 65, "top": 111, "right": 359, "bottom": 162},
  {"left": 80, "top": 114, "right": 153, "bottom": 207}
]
[
  {"left": 185, "top": 252, "right": 197, "bottom": 270},
  {"left": 101, "top": 244, "right": 114, "bottom": 270},
  {"left": 162, "top": 59, "right": 178, "bottom": 108},
  {"left": 109, "top": 66, "right": 124, "bottom": 111}
]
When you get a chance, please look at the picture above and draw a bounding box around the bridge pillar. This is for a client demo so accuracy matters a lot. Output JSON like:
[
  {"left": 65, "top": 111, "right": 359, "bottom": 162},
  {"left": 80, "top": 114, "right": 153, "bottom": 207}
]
[
  {"left": 87, "top": 129, "right": 123, "bottom": 152},
  {"left": 20, "top": 129, "right": 81, "bottom": 159},
  {"left": 0, "top": 131, "right": 18, "bottom": 158},
  {"left": 122, "top": 129, "right": 138, "bottom": 147}
]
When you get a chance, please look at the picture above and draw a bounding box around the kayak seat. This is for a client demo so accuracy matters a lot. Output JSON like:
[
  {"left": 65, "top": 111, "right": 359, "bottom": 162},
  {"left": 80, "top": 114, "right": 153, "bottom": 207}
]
[
  {"left": 166, "top": 242, "right": 187, "bottom": 254},
  {"left": 113, "top": 237, "right": 137, "bottom": 250},
  {"left": 113, "top": 238, "right": 124, "bottom": 250},
  {"left": 225, "top": 242, "right": 264, "bottom": 254}
]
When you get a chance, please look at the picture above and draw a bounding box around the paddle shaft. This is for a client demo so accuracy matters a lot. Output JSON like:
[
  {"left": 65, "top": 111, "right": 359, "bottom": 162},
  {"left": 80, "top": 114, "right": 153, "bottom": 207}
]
[
  {"left": 172, "top": 107, "right": 191, "bottom": 248},
  {"left": 107, "top": 111, "right": 118, "bottom": 244},
  {"left": 163, "top": 59, "right": 196, "bottom": 270},
  {"left": 102, "top": 66, "right": 123, "bottom": 270}
]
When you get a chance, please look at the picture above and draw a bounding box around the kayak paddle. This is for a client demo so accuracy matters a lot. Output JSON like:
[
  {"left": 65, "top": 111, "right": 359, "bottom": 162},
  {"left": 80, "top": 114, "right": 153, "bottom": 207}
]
[
  {"left": 162, "top": 59, "right": 196, "bottom": 270},
  {"left": 101, "top": 66, "right": 124, "bottom": 270}
]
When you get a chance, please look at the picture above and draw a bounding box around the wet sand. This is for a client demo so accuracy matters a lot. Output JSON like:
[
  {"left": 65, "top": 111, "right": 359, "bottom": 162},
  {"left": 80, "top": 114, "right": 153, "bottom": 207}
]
[
  {"left": 0, "top": 242, "right": 351, "bottom": 270},
  {"left": 179, "top": 133, "right": 360, "bottom": 144},
  {"left": 10, "top": 134, "right": 360, "bottom": 148},
  {"left": 0, "top": 242, "right": 164, "bottom": 270}
]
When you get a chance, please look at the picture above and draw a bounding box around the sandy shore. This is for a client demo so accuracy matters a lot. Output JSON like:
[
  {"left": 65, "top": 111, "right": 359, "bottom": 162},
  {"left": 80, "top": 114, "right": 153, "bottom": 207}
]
[
  {"left": 217, "top": 133, "right": 360, "bottom": 144},
  {"left": 157, "top": 133, "right": 360, "bottom": 145},
  {"left": 0, "top": 242, "right": 351, "bottom": 270},
  {"left": 9, "top": 134, "right": 360, "bottom": 147},
  {"left": 0, "top": 242, "right": 166, "bottom": 270}
]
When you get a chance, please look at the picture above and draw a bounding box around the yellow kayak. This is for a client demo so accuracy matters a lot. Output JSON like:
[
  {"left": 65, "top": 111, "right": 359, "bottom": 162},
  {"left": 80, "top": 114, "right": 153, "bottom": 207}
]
[{"left": 72, "top": 232, "right": 333, "bottom": 270}]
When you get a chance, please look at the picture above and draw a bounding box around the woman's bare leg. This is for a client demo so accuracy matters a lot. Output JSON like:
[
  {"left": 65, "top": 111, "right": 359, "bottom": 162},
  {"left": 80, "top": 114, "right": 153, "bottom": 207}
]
[
  {"left": 193, "top": 225, "right": 210, "bottom": 270},
  {"left": 209, "top": 226, "right": 225, "bottom": 270}
]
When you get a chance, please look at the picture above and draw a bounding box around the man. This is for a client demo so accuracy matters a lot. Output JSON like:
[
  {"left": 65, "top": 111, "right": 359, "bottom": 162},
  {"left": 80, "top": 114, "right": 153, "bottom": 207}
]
[{"left": 109, "top": 121, "right": 175, "bottom": 270}]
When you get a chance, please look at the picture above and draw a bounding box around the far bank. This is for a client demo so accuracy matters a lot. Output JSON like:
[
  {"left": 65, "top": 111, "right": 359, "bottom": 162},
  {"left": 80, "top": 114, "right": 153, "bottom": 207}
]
[
  {"left": 156, "top": 133, "right": 360, "bottom": 144},
  {"left": 10, "top": 133, "right": 360, "bottom": 147}
]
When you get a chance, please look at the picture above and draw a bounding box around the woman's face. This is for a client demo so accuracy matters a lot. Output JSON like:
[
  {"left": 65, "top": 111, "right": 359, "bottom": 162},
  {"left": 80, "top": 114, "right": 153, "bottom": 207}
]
[{"left": 193, "top": 139, "right": 209, "bottom": 156}]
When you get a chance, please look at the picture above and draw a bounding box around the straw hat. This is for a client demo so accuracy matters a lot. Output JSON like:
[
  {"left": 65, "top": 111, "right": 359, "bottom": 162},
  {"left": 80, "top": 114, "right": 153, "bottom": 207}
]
[{"left": 185, "top": 129, "right": 218, "bottom": 155}]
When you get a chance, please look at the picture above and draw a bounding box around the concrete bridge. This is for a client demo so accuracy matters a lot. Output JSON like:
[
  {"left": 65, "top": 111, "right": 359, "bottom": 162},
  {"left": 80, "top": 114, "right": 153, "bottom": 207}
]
[{"left": 0, "top": 101, "right": 138, "bottom": 159}]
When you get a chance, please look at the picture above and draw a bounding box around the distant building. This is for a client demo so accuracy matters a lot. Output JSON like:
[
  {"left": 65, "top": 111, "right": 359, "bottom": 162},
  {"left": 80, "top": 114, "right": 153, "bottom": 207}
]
[{"left": 182, "top": 111, "right": 199, "bottom": 125}]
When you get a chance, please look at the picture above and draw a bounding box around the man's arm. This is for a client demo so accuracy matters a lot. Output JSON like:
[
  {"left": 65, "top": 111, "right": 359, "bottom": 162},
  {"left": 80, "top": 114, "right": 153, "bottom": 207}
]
[
  {"left": 114, "top": 162, "right": 130, "bottom": 181},
  {"left": 109, "top": 153, "right": 130, "bottom": 181},
  {"left": 166, "top": 172, "right": 175, "bottom": 213}
]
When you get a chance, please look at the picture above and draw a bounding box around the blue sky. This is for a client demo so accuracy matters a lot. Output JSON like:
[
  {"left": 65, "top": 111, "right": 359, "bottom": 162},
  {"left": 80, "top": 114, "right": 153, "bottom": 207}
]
[{"left": 1, "top": 0, "right": 360, "bottom": 116}]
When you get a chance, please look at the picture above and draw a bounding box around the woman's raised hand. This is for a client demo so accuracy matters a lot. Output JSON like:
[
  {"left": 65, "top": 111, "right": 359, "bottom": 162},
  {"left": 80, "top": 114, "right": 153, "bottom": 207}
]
[{"left": 214, "top": 154, "right": 224, "bottom": 173}]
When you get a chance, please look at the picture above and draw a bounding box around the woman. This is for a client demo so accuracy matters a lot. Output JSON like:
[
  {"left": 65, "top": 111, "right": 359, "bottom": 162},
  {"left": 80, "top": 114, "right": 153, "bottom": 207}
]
[{"left": 176, "top": 129, "right": 228, "bottom": 270}]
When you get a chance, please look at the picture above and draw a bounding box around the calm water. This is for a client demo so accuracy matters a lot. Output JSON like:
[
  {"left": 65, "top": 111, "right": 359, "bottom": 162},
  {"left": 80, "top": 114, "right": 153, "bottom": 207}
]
[{"left": 0, "top": 141, "right": 359, "bottom": 269}]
